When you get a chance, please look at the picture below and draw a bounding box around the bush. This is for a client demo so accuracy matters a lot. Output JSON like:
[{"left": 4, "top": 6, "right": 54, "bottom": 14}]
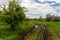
[{"left": 0, "top": 0, "right": 25, "bottom": 30}]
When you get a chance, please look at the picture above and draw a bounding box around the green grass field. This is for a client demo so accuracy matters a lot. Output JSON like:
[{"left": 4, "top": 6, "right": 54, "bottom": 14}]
[
  {"left": 0, "top": 20, "right": 35, "bottom": 40},
  {"left": 0, "top": 20, "right": 60, "bottom": 40},
  {"left": 46, "top": 22, "right": 60, "bottom": 39}
]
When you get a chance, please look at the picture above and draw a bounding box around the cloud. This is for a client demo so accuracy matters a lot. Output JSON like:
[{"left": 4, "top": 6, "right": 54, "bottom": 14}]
[
  {"left": 21, "top": 0, "right": 60, "bottom": 18},
  {"left": 0, "top": 0, "right": 60, "bottom": 18},
  {"left": 0, "top": 0, "right": 9, "bottom": 5},
  {"left": 38, "top": 0, "right": 60, "bottom": 3},
  {"left": 51, "top": 3, "right": 60, "bottom": 6}
]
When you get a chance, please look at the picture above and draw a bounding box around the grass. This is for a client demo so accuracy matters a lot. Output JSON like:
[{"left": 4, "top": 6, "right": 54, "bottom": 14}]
[
  {"left": 36, "top": 21, "right": 60, "bottom": 40},
  {"left": 25, "top": 27, "right": 41, "bottom": 40},
  {"left": 25, "top": 20, "right": 60, "bottom": 40},
  {"left": 46, "top": 22, "right": 60, "bottom": 39},
  {"left": 0, "top": 20, "right": 60, "bottom": 40},
  {"left": 0, "top": 20, "right": 35, "bottom": 40}
]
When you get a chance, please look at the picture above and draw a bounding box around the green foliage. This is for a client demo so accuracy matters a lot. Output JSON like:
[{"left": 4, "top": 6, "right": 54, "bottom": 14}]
[
  {"left": 46, "top": 14, "right": 60, "bottom": 22},
  {"left": 45, "top": 22, "right": 60, "bottom": 39},
  {"left": 0, "top": 11, "right": 2, "bottom": 20},
  {"left": 0, "top": 0, "right": 25, "bottom": 30},
  {"left": 0, "top": 19, "right": 60, "bottom": 40},
  {"left": 46, "top": 14, "right": 52, "bottom": 21},
  {"left": 39, "top": 16, "right": 43, "bottom": 21},
  {"left": 0, "top": 20, "right": 35, "bottom": 40}
]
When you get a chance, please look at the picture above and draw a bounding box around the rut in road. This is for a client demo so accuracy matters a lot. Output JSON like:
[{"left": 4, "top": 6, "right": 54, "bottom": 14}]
[
  {"left": 41, "top": 25, "right": 48, "bottom": 40},
  {"left": 24, "top": 25, "right": 41, "bottom": 40},
  {"left": 21, "top": 25, "right": 59, "bottom": 40},
  {"left": 47, "top": 27, "right": 59, "bottom": 40},
  {"left": 23, "top": 25, "right": 49, "bottom": 40}
]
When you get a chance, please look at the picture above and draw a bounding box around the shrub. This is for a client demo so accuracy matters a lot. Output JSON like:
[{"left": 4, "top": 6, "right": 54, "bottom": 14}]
[{"left": 0, "top": 0, "right": 25, "bottom": 30}]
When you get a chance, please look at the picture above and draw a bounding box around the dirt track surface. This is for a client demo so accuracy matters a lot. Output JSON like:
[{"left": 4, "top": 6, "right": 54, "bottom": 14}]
[
  {"left": 22, "top": 25, "right": 59, "bottom": 40},
  {"left": 24, "top": 26, "right": 41, "bottom": 40},
  {"left": 41, "top": 25, "right": 48, "bottom": 40},
  {"left": 47, "top": 27, "right": 59, "bottom": 40}
]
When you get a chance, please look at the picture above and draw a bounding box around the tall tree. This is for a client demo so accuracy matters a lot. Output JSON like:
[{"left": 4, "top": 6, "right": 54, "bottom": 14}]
[{"left": 1, "top": 0, "right": 25, "bottom": 30}]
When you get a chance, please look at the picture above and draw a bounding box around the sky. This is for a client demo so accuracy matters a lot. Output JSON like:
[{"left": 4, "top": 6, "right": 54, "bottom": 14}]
[{"left": 0, "top": 0, "right": 60, "bottom": 18}]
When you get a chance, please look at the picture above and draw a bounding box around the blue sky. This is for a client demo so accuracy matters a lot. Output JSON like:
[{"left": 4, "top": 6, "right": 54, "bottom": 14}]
[{"left": 0, "top": 0, "right": 60, "bottom": 18}]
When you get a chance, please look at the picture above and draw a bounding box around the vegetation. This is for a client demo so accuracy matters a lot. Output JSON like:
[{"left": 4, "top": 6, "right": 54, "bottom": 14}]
[
  {"left": 0, "top": 0, "right": 25, "bottom": 30},
  {"left": 38, "top": 14, "right": 60, "bottom": 22},
  {"left": 0, "top": 0, "right": 60, "bottom": 40},
  {"left": 46, "top": 14, "right": 60, "bottom": 22}
]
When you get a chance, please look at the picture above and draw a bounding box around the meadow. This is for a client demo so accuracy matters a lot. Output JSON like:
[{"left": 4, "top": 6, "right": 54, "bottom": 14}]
[
  {"left": 0, "top": 20, "right": 60, "bottom": 40},
  {"left": 0, "top": 0, "right": 60, "bottom": 40},
  {"left": 0, "top": 20, "right": 35, "bottom": 40}
]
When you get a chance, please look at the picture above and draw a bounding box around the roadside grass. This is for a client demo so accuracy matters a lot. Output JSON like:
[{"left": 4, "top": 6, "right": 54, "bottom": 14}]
[
  {"left": 0, "top": 21, "right": 20, "bottom": 40},
  {"left": 29, "top": 20, "right": 60, "bottom": 40},
  {"left": 0, "top": 21, "right": 35, "bottom": 40},
  {"left": 46, "top": 22, "right": 60, "bottom": 39},
  {"left": 38, "top": 21, "right": 60, "bottom": 39},
  {"left": 0, "top": 20, "right": 60, "bottom": 40},
  {"left": 25, "top": 27, "right": 41, "bottom": 40},
  {"left": 18, "top": 21, "right": 60, "bottom": 40}
]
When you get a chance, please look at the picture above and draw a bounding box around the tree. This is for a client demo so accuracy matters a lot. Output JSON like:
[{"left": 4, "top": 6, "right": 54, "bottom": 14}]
[
  {"left": 1, "top": 0, "right": 25, "bottom": 30},
  {"left": 52, "top": 16, "right": 60, "bottom": 22},
  {"left": 46, "top": 14, "right": 60, "bottom": 22},
  {"left": 0, "top": 11, "right": 2, "bottom": 20},
  {"left": 39, "top": 16, "right": 43, "bottom": 21},
  {"left": 46, "top": 14, "right": 52, "bottom": 21}
]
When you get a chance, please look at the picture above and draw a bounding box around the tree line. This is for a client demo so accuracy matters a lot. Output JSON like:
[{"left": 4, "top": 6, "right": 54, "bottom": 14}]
[{"left": 39, "top": 14, "right": 60, "bottom": 22}]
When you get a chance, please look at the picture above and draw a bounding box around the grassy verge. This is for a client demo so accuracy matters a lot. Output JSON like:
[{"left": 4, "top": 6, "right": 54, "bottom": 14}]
[
  {"left": 0, "top": 21, "right": 35, "bottom": 40},
  {"left": 46, "top": 22, "right": 60, "bottom": 39},
  {"left": 25, "top": 27, "right": 41, "bottom": 40},
  {"left": 0, "top": 20, "right": 60, "bottom": 40}
]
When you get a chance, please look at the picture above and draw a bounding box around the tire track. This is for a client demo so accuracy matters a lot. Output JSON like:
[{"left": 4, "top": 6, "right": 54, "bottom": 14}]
[
  {"left": 22, "top": 25, "right": 51, "bottom": 40},
  {"left": 47, "top": 27, "right": 59, "bottom": 40},
  {"left": 41, "top": 25, "right": 48, "bottom": 40},
  {"left": 24, "top": 25, "right": 41, "bottom": 40}
]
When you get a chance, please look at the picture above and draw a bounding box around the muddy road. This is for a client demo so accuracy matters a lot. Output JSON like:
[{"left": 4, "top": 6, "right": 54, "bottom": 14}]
[{"left": 21, "top": 25, "right": 58, "bottom": 40}]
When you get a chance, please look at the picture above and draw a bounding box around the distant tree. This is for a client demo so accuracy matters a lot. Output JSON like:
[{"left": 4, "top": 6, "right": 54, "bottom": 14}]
[
  {"left": 1, "top": 0, "right": 25, "bottom": 30},
  {"left": 0, "top": 11, "right": 2, "bottom": 20},
  {"left": 46, "top": 14, "right": 60, "bottom": 22},
  {"left": 53, "top": 16, "right": 60, "bottom": 22},
  {"left": 39, "top": 16, "right": 43, "bottom": 21},
  {"left": 0, "top": 11, "right": 2, "bottom": 13},
  {"left": 46, "top": 14, "right": 52, "bottom": 21}
]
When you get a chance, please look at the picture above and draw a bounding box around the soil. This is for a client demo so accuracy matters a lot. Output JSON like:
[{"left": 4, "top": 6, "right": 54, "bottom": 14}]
[
  {"left": 22, "top": 25, "right": 59, "bottom": 40},
  {"left": 47, "top": 27, "right": 59, "bottom": 40}
]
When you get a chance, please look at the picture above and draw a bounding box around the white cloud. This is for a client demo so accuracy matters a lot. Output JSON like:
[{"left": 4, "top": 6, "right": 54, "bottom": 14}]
[
  {"left": 0, "top": 0, "right": 60, "bottom": 18},
  {"left": 39, "top": 0, "right": 60, "bottom": 3},
  {"left": 21, "top": 0, "right": 59, "bottom": 18},
  {"left": 51, "top": 0, "right": 60, "bottom": 3},
  {"left": 0, "top": 0, "right": 9, "bottom": 5}
]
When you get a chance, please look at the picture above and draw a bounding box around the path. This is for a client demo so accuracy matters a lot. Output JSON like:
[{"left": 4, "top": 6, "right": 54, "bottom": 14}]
[
  {"left": 24, "top": 26, "right": 41, "bottom": 40},
  {"left": 47, "top": 27, "right": 59, "bottom": 40},
  {"left": 41, "top": 25, "right": 48, "bottom": 40},
  {"left": 22, "top": 25, "right": 59, "bottom": 40}
]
